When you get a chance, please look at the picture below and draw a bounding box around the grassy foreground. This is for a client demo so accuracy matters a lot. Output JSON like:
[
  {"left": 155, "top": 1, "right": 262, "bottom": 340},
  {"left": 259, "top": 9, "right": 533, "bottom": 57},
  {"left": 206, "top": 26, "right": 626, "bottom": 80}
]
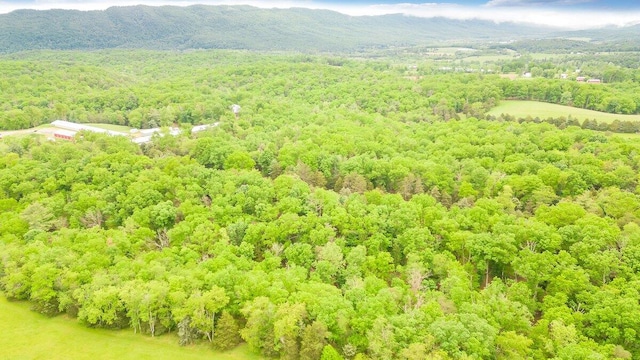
[
  {"left": 488, "top": 100, "right": 640, "bottom": 124},
  {"left": 0, "top": 296, "right": 261, "bottom": 360}
]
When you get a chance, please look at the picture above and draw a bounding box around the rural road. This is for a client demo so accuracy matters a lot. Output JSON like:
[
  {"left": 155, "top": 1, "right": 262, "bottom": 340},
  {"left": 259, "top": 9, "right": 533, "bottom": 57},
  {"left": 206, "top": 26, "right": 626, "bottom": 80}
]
[{"left": 0, "top": 127, "right": 56, "bottom": 138}]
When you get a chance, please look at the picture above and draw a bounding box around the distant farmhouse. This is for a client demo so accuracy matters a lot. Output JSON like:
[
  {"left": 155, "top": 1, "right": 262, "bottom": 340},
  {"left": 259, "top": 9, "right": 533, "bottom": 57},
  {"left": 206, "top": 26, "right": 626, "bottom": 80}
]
[{"left": 576, "top": 77, "right": 601, "bottom": 84}]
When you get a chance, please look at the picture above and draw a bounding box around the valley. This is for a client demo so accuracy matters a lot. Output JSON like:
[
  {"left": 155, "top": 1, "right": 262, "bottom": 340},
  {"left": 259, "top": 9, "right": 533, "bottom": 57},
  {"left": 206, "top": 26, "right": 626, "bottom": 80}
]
[{"left": 2, "top": 4, "right": 640, "bottom": 360}]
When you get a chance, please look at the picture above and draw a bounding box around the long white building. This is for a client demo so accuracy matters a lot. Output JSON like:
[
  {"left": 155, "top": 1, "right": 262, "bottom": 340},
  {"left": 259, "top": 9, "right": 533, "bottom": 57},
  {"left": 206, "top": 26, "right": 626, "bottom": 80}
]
[
  {"left": 51, "top": 120, "right": 126, "bottom": 136},
  {"left": 51, "top": 120, "right": 220, "bottom": 145}
]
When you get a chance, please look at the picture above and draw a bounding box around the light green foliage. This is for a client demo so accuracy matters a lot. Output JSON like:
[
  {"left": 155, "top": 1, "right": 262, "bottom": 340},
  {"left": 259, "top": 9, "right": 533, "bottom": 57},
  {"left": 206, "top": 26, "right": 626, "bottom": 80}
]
[
  {"left": 172, "top": 287, "right": 229, "bottom": 343},
  {"left": 225, "top": 151, "right": 256, "bottom": 171},
  {"left": 428, "top": 313, "right": 497, "bottom": 359},
  {"left": 240, "top": 297, "right": 279, "bottom": 357},
  {"left": 273, "top": 303, "right": 307, "bottom": 359},
  {"left": 1, "top": 50, "right": 640, "bottom": 360},
  {"left": 320, "top": 345, "right": 344, "bottom": 360},
  {"left": 495, "top": 331, "right": 532, "bottom": 360},
  {"left": 535, "top": 202, "right": 587, "bottom": 228},
  {"left": 75, "top": 284, "right": 128, "bottom": 328},
  {"left": 20, "top": 202, "right": 57, "bottom": 231},
  {"left": 149, "top": 201, "right": 178, "bottom": 231},
  {"left": 300, "top": 321, "right": 329, "bottom": 360},
  {"left": 367, "top": 317, "right": 397, "bottom": 359}
]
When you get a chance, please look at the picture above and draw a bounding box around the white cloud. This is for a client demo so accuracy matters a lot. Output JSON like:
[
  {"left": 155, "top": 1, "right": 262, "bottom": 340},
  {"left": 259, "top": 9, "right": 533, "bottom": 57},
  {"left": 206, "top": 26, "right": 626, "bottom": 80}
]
[
  {"left": 349, "top": 2, "right": 640, "bottom": 29},
  {"left": 1, "top": 0, "right": 639, "bottom": 29},
  {"left": 0, "top": 0, "right": 312, "bottom": 12},
  {"left": 485, "top": 0, "right": 595, "bottom": 6}
]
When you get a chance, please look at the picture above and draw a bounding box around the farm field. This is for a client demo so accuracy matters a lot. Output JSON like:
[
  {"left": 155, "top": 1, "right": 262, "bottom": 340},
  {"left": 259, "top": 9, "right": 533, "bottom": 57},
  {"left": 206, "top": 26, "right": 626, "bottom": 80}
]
[
  {"left": 0, "top": 296, "right": 261, "bottom": 360},
  {"left": 610, "top": 132, "right": 640, "bottom": 141},
  {"left": 488, "top": 100, "right": 640, "bottom": 123}
]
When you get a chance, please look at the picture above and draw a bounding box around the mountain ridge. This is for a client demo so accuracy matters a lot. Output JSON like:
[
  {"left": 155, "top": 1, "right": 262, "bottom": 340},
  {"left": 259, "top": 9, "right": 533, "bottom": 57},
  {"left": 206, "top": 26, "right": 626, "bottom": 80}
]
[{"left": 0, "top": 5, "right": 554, "bottom": 53}]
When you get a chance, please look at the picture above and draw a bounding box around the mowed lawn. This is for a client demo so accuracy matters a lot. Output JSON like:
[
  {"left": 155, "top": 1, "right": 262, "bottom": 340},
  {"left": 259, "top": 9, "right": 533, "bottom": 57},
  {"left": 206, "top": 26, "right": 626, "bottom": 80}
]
[
  {"left": 0, "top": 296, "right": 261, "bottom": 360},
  {"left": 488, "top": 100, "right": 640, "bottom": 124}
]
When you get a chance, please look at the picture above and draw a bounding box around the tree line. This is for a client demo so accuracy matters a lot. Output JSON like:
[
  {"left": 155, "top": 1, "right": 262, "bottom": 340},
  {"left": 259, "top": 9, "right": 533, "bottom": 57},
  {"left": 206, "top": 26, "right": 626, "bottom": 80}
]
[
  {"left": 487, "top": 114, "right": 640, "bottom": 134},
  {"left": 2, "top": 51, "right": 640, "bottom": 133}
]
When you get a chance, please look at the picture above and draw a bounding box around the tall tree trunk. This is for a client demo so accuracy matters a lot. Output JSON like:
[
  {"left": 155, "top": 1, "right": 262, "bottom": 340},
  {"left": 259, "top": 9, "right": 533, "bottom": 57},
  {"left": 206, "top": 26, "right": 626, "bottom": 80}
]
[
  {"left": 211, "top": 312, "right": 216, "bottom": 342},
  {"left": 485, "top": 262, "right": 490, "bottom": 288},
  {"left": 149, "top": 312, "right": 156, "bottom": 337}
]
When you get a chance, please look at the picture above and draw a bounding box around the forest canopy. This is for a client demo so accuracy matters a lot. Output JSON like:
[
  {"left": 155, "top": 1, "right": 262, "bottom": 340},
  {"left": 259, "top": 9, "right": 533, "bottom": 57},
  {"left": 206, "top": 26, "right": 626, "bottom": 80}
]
[{"left": 2, "top": 50, "right": 640, "bottom": 359}]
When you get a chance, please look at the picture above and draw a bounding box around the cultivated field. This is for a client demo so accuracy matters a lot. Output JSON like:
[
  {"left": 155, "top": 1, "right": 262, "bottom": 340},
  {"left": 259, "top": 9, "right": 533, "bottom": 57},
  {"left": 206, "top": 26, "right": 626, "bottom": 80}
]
[
  {"left": 488, "top": 100, "right": 640, "bottom": 124},
  {"left": 0, "top": 296, "right": 261, "bottom": 360}
]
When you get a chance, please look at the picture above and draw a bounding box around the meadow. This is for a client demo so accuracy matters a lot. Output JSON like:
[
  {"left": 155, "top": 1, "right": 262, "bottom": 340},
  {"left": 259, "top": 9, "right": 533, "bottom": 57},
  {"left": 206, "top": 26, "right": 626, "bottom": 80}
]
[
  {"left": 488, "top": 100, "right": 640, "bottom": 123},
  {"left": 0, "top": 296, "right": 261, "bottom": 360}
]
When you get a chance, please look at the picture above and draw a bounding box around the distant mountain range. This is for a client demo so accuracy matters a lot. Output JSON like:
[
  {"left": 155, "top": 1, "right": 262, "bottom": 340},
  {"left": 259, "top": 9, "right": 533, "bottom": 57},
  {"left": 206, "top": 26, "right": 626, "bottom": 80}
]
[{"left": 0, "top": 5, "right": 638, "bottom": 53}]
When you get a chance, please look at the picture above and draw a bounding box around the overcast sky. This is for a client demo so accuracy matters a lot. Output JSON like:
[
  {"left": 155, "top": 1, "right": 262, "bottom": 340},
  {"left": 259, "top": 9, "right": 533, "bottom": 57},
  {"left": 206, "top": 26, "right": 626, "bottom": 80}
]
[{"left": 1, "top": 0, "right": 639, "bottom": 29}]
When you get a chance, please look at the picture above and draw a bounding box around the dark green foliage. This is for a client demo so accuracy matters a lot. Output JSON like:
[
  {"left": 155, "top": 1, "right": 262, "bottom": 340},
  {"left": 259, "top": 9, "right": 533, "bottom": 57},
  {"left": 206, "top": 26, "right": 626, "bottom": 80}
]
[
  {"left": 0, "top": 5, "right": 550, "bottom": 54},
  {"left": 300, "top": 321, "right": 329, "bottom": 360},
  {"left": 212, "top": 311, "right": 241, "bottom": 351}
]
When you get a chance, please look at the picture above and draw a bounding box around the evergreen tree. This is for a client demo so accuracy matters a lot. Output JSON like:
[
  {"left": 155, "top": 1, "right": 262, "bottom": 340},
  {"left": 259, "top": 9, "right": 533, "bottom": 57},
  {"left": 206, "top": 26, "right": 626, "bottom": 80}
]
[
  {"left": 213, "top": 311, "right": 241, "bottom": 351},
  {"left": 300, "top": 321, "right": 329, "bottom": 360}
]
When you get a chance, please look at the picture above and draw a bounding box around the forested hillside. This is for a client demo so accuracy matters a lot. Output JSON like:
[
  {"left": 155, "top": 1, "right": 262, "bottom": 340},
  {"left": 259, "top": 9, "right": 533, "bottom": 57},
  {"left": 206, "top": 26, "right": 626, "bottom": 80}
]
[
  {"left": 2, "top": 50, "right": 640, "bottom": 359},
  {"left": 3, "top": 5, "right": 640, "bottom": 54},
  {"left": 3, "top": 50, "right": 640, "bottom": 132},
  {"left": 0, "top": 5, "right": 550, "bottom": 53}
]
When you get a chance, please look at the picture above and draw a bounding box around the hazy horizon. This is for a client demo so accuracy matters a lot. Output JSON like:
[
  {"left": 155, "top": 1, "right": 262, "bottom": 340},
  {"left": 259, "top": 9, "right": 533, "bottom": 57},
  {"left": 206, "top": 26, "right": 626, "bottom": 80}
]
[{"left": 1, "top": 0, "right": 639, "bottom": 29}]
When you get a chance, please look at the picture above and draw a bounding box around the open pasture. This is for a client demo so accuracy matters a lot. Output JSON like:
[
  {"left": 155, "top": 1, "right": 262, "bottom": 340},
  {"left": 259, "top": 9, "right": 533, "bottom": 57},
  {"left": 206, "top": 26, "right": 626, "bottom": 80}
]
[
  {"left": 0, "top": 296, "right": 260, "bottom": 360},
  {"left": 488, "top": 100, "right": 640, "bottom": 124}
]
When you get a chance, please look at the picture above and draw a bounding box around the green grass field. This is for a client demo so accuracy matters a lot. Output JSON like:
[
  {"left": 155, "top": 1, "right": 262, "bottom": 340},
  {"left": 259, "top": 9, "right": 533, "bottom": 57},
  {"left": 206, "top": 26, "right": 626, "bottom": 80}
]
[
  {"left": 488, "top": 100, "right": 640, "bottom": 124},
  {"left": 610, "top": 133, "right": 640, "bottom": 140},
  {"left": 0, "top": 296, "right": 261, "bottom": 360},
  {"left": 459, "top": 55, "right": 513, "bottom": 63}
]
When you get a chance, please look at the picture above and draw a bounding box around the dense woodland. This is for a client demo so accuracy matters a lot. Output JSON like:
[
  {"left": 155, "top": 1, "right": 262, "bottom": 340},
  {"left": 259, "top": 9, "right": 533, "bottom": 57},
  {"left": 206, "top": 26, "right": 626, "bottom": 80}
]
[
  {"left": 3, "top": 5, "right": 640, "bottom": 55},
  {"left": 2, "top": 50, "right": 640, "bottom": 359},
  {"left": 3, "top": 50, "right": 640, "bottom": 132}
]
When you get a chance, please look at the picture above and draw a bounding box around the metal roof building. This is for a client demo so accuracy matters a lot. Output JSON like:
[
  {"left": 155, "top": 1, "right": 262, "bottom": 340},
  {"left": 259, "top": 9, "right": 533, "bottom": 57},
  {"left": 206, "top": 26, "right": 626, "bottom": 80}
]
[{"left": 51, "top": 120, "right": 126, "bottom": 136}]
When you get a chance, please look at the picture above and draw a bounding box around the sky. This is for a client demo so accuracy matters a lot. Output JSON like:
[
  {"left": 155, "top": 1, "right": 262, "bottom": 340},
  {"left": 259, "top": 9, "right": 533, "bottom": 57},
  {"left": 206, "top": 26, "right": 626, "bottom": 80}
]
[{"left": 1, "top": 0, "right": 640, "bottom": 29}]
